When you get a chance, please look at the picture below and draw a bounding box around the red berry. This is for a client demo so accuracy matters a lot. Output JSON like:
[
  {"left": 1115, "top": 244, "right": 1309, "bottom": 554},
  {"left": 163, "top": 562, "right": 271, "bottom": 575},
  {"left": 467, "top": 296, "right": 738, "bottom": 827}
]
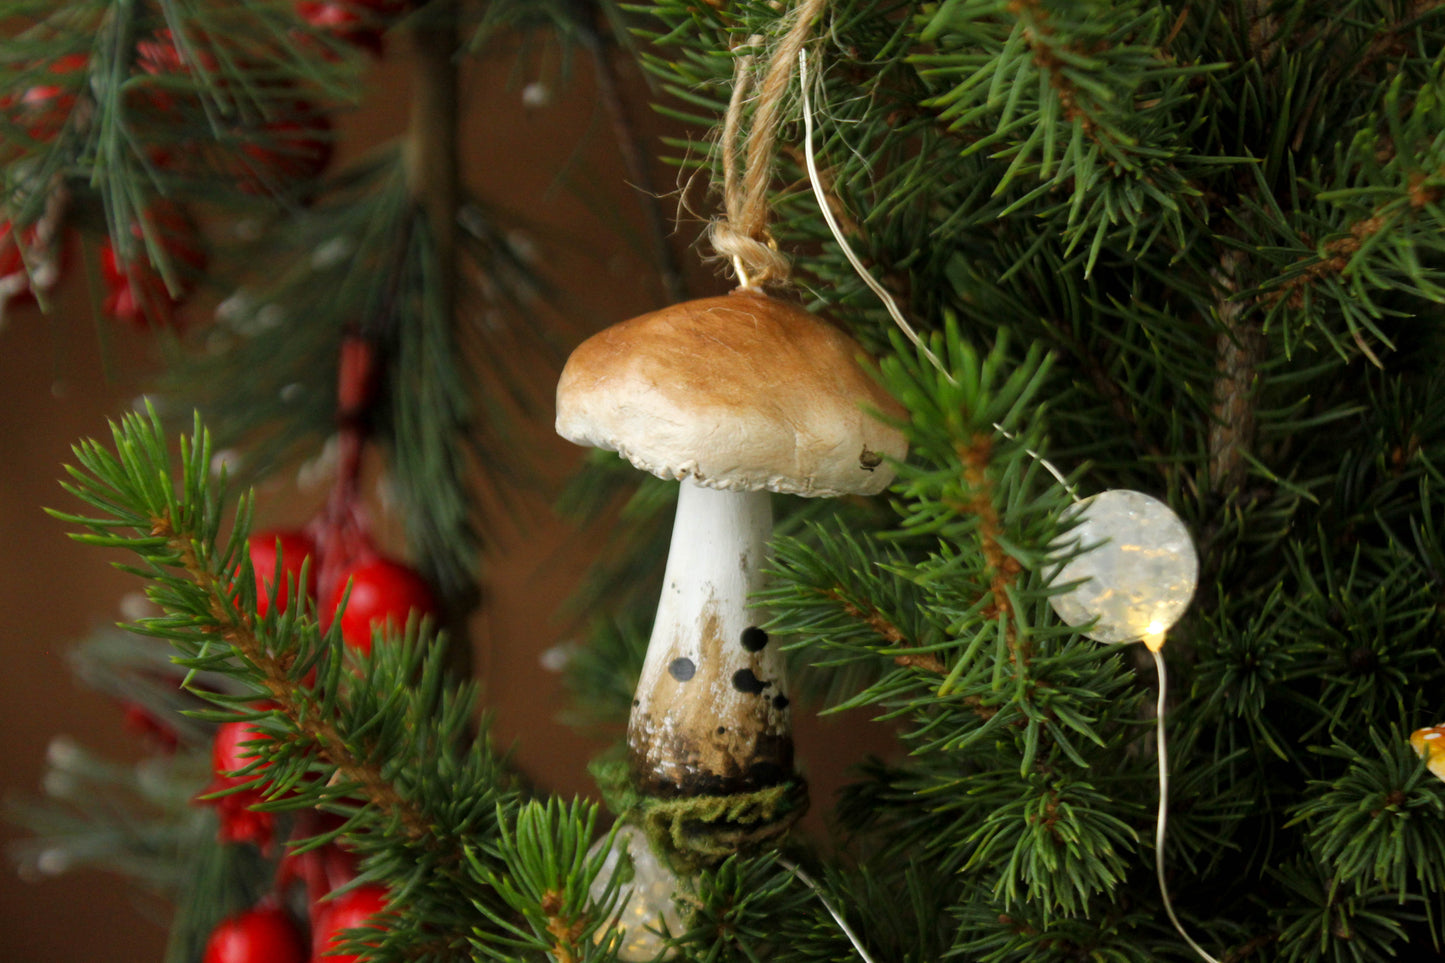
[
  {"left": 130, "top": 29, "right": 222, "bottom": 121},
  {"left": 312, "top": 884, "right": 389, "bottom": 963},
  {"left": 135, "top": 28, "right": 220, "bottom": 78},
  {"left": 275, "top": 812, "right": 359, "bottom": 910},
  {"left": 122, "top": 702, "right": 180, "bottom": 753},
  {"left": 211, "top": 717, "right": 272, "bottom": 779},
  {"left": 201, "top": 713, "right": 277, "bottom": 847},
  {"left": 132, "top": 30, "right": 330, "bottom": 193},
  {"left": 100, "top": 201, "right": 206, "bottom": 329},
  {"left": 0, "top": 222, "right": 25, "bottom": 278},
  {"left": 235, "top": 101, "right": 333, "bottom": 193},
  {"left": 203, "top": 905, "right": 306, "bottom": 963},
  {"left": 249, "top": 529, "right": 318, "bottom": 618},
  {"left": 295, "top": 1, "right": 407, "bottom": 56},
  {"left": 328, "top": 557, "right": 437, "bottom": 654},
  {"left": 0, "top": 218, "right": 61, "bottom": 315},
  {"left": 296, "top": 3, "right": 384, "bottom": 57},
  {"left": 4, "top": 52, "right": 88, "bottom": 141}
]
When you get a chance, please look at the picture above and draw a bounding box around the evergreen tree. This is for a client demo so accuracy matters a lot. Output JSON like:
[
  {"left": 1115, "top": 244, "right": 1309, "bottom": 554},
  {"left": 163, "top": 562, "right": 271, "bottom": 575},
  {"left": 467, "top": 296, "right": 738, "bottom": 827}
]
[{"left": 11, "top": 2, "right": 1445, "bottom": 962}]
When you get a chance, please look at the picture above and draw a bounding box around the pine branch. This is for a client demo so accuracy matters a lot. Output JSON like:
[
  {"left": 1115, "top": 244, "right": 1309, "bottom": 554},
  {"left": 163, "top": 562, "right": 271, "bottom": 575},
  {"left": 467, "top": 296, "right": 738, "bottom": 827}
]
[
  {"left": 1295, "top": 728, "right": 1445, "bottom": 902},
  {"left": 582, "top": 7, "right": 689, "bottom": 305},
  {"left": 8, "top": 732, "right": 277, "bottom": 963},
  {"left": 41, "top": 403, "right": 615, "bottom": 963},
  {"left": 822, "top": 586, "right": 947, "bottom": 676},
  {"left": 57, "top": 405, "right": 437, "bottom": 839},
  {"left": 405, "top": 4, "right": 459, "bottom": 318},
  {"left": 1036, "top": 310, "right": 1182, "bottom": 493},
  {"left": 24, "top": 1, "right": 1445, "bottom": 960},
  {"left": 471, "top": 799, "right": 618, "bottom": 962}
]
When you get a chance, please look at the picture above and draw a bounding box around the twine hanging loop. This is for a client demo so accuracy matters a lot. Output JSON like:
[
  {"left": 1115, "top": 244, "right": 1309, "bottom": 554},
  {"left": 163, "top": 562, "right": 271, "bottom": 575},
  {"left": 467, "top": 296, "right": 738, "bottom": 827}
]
[{"left": 708, "top": 0, "right": 830, "bottom": 290}]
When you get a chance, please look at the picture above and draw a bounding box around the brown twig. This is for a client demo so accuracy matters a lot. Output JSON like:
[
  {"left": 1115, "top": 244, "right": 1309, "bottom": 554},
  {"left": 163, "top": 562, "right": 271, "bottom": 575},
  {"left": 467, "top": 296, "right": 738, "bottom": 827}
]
[
  {"left": 828, "top": 591, "right": 947, "bottom": 676},
  {"left": 1209, "top": 251, "right": 1265, "bottom": 497},
  {"left": 542, "top": 890, "right": 588, "bottom": 963},
  {"left": 1261, "top": 167, "right": 1443, "bottom": 367},
  {"left": 822, "top": 586, "right": 1002, "bottom": 720},
  {"left": 1288, "top": 1, "right": 1445, "bottom": 150},
  {"left": 1222, "top": 932, "right": 1278, "bottom": 963},
  {"left": 1263, "top": 215, "right": 1389, "bottom": 312},
  {"left": 399, "top": 933, "right": 475, "bottom": 962},
  {"left": 955, "top": 433, "right": 1028, "bottom": 663},
  {"left": 1007, "top": 0, "right": 1097, "bottom": 135}
]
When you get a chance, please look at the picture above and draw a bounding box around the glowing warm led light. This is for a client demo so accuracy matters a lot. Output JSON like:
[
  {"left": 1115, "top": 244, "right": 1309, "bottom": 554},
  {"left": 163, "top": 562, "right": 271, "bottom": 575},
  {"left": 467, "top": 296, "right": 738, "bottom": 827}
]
[{"left": 1047, "top": 490, "right": 1198, "bottom": 644}]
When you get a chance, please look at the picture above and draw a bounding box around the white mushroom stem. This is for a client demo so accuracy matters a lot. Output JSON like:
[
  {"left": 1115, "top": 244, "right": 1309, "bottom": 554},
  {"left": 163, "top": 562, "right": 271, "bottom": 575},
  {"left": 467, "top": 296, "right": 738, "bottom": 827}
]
[{"left": 627, "top": 479, "right": 793, "bottom": 797}]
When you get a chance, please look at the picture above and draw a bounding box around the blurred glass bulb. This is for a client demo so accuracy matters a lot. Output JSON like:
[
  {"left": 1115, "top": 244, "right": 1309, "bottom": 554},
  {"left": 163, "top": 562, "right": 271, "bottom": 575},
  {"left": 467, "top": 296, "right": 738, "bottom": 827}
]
[
  {"left": 587, "top": 822, "right": 684, "bottom": 961},
  {"left": 1047, "top": 489, "right": 1198, "bottom": 644}
]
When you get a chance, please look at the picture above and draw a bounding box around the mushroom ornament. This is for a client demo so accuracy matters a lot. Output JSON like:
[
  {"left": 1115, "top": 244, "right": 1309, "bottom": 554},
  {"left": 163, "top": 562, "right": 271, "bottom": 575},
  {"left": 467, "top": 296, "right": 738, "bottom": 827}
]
[
  {"left": 1411, "top": 724, "right": 1445, "bottom": 782},
  {"left": 557, "top": 289, "right": 907, "bottom": 842}
]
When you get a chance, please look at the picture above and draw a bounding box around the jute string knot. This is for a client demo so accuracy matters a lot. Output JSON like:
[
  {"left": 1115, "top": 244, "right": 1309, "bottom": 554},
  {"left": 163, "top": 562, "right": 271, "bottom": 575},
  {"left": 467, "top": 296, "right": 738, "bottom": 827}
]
[
  {"left": 709, "top": 0, "right": 830, "bottom": 290},
  {"left": 708, "top": 217, "right": 790, "bottom": 290}
]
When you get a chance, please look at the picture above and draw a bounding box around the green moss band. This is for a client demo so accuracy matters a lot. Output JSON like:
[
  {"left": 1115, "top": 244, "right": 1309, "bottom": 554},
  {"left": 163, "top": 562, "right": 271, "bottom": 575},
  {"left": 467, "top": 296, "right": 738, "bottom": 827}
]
[
  {"left": 638, "top": 778, "right": 809, "bottom": 872},
  {"left": 591, "top": 754, "right": 809, "bottom": 872}
]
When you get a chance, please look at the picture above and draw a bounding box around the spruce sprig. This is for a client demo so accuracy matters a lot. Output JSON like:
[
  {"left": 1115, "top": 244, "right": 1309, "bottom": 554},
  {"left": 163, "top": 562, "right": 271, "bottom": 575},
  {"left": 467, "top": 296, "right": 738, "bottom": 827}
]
[
  {"left": 51, "top": 404, "right": 440, "bottom": 836},
  {"left": 1295, "top": 728, "right": 1445, "bottom": 903},
  {"left": 44, "top": 403, "right": 537, "bottom": 962},
  {"left": 1266, "top": 857, "right": 1419, "bottom": 963},
  {"left": 472, "top": 799, "right": 620, "bottom": 963},
  {"left": 914, "top": 0, "right": 1219, "bottom": 265}
]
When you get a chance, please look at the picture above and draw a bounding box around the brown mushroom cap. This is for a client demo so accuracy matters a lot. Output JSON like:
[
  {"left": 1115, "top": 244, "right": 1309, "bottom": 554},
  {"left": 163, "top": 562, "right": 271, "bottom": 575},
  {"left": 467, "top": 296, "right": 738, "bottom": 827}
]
[{"left": 555, "top": 290, "right": 908, "bottom": 496}]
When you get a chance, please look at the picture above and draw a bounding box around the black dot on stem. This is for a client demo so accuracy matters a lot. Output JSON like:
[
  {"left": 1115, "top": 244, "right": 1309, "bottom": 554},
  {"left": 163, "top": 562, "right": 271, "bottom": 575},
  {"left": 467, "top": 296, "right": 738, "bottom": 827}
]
[
  {"left": 668, "top": 657, "right": 697, "bottom": 682},
  {"left": 740, "top": 626, "right": 769, "bottom": 652},
  {"left": 773, "top": 694, "right": 790, "bottom": 711},
  {"left": 731, "top": 668, "right": 767, "bottom": 694}
]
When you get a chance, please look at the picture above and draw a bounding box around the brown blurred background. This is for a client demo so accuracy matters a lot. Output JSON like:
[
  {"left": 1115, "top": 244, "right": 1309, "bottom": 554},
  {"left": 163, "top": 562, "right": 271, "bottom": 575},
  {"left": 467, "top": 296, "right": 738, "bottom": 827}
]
[{"left": 0, "top": 32, "right": 892, "bottom": 963}]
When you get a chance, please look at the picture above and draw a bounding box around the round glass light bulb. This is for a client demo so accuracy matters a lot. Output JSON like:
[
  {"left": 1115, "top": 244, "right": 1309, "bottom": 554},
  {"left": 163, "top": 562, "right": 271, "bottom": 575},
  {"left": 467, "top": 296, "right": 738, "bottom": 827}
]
[
  {"left": 587, "top": 822, "right": 685, "bottom": 961},
  {"left": 1047, "top": 489, "right": 1198, "bottom": 644}
]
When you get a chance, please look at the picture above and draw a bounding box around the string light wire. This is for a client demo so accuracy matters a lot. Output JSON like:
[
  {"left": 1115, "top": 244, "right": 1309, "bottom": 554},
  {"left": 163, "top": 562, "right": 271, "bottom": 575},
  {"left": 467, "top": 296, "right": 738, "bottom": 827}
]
[
  {"left": 780, "top": 858, "right": 879, "bottom": 963},
  {"left": 991, "top": 422, "right": 1081, "bottom": 502},
  {"left": 797, "top": 50, "right": 954, "bottom": 385},
  {"left": 1150, "top": 644, "right": 1222, "bottom": 963}
]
